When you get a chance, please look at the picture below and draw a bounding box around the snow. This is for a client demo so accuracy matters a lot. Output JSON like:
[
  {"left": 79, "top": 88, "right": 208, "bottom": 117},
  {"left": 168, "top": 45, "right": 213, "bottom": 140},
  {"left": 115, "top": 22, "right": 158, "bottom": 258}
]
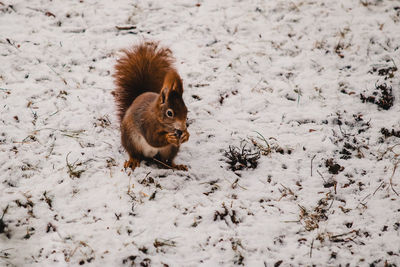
[{"left": 1, "top": 0, "right": 400, "bottom": 266}]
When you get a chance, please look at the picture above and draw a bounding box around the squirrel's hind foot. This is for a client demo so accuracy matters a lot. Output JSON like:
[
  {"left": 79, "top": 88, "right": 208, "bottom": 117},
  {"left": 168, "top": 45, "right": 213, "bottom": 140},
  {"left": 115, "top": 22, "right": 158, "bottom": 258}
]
[
  {"left": 171, "top": 163, "right": 188, "bottom": 171},
  {"left": 124, "top": 157, "right": 141, "bottom": 170}
]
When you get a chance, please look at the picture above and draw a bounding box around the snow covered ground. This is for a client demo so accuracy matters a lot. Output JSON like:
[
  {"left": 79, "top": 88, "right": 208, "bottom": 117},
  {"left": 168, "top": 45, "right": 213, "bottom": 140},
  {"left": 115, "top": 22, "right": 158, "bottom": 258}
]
[{"left": 1, "top": 0, "right": 400, "bottom": 266}]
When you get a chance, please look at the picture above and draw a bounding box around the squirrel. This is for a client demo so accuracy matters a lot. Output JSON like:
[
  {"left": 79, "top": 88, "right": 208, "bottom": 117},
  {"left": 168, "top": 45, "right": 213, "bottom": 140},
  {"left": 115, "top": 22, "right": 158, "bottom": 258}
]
[{"left": 113, "top": 42, "right": 189, "bottom": 171}]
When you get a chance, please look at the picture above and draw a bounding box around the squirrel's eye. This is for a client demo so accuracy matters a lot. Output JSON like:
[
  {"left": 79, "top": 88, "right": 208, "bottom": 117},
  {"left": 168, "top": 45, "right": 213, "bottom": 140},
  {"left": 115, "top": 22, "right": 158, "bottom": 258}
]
[{"left": 166, "top": 109, "right": 174, "bottom": 118}]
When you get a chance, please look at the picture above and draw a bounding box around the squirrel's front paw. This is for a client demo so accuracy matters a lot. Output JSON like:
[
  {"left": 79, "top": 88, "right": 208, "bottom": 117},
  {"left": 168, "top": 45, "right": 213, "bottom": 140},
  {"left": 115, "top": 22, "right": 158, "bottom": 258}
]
[
  {"left": 166, "top": 132, "right": 180, "bottom": 146},
  {"left": 180, "top": 130, "right": 190, "bottom": 144}
]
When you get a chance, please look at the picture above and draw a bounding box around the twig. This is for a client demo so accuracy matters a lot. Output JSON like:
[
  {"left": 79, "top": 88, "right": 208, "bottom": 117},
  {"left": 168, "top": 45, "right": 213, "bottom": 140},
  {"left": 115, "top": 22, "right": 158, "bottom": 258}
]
[
  {"left": 66, "top": 241, "right": 94, "bottom": 262},
  {"left": 390, "top": 58, "right": 397, "bottom": 70},
  {"left": 389, "top": 162, "right": 399, "bottom": 196},
  {"left": 282, "top": 220, "right": 300, "bottom": 223},
  {"left": 311, "top": 155, "right": 316, "bottom": 176},
  {"left": 295, "top": 88, "right": 302, "bottom": 106},
  {"left": 327, "top": 198, "right": 334, "bottom": 210},
  {"left": 372, "top": 181, "right": 385, "bottom": 196},
  {"left": 46, "top": 63, "right": 67, "bottom": 85},
  {"left": 309, "top": 238, "right": 314, "bottom": 258},
  {"left": 378, "top": 143, "right": 400, "bottom": 160},
  {"left": 1, "top": 205, "right": 9, "bottom": 220},
  {"left": 278, "top": 183, "right": 295, "bottom": 200},
  {"left": 46, "top": 141, "right": 55, "bottom": 158},
  {"left": 152, "top": 158, "right": 173, "bottom": 169},
  {"left": 26, "top": 7, "right": 56, "bottom": 17},
  {"left": 115, "top": 25, "right": 137, "bottom": 30},
  {"left": 222, "top": 177, "right": 247, "bottom": 190},
  {"left": 132, "top": 229, "right": 146, "bottom": 238},
  {"left": 316, "top": 170, "right": 326, "bottom": 183},
  {"left": 154, "top": 238, "right": 176, "bottom": 248},
  {"left": 358, "top": 193, "right": 371, "bottom": 208},
  {"left": 231, "top": 178, "right": 248, "bottom": 190}
]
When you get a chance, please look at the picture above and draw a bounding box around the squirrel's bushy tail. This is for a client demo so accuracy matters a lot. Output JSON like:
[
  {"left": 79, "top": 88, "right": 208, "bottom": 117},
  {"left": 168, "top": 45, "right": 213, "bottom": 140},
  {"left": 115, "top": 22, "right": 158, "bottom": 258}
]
[{"left": 113, "top": 42, "right": 175, "bottom": 122}]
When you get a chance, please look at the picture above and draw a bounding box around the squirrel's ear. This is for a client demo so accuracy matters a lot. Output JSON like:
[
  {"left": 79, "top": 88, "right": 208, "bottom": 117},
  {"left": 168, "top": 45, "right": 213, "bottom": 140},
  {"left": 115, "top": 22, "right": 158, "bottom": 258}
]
[
  {"left": 160, "top": 86, "right": 170, "bottom": 104},
  {"left": 161, "top": 90, "right": 166, "bottom": 104},
  {"left": 172, "top": 83, "right": 183, "bottom": 95},
  {"left": 162, "top": 71, "right": 183, "bottom": 96}
]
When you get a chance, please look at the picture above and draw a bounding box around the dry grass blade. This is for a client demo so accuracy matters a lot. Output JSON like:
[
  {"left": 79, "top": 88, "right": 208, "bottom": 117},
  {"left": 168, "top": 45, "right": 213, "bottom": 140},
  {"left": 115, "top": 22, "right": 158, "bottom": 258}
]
[
  {"left": 153, "top": 238, "right": 176, "bottom": 248},
  {"left": 299, "top": 193, "right": 332, "bottom": 231},
  {"left": 0, "top": 205, "right": 9, "bottom": 234},
  {"left": 66, "top": 152, "right": 86, "bottom": 178},
  {"left": 329, "top": 230, "right": 358, "bottom": 243},
  {"left": 61, "top": 129, "right": 85, "bottom": 139}
]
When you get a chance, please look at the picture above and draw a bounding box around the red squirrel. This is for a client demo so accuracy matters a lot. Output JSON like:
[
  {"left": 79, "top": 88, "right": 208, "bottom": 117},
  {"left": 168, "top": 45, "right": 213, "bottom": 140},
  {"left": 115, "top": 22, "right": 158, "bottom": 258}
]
[{"left": 113, "top": 42, "right": 189, "bottom": 171}]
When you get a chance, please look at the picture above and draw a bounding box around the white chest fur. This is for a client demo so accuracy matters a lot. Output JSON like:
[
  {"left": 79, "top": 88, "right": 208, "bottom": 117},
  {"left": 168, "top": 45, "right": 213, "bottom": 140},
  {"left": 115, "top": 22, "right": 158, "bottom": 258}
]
[{"left": 134, "top": 133, "right": 159, "bottom": 158}]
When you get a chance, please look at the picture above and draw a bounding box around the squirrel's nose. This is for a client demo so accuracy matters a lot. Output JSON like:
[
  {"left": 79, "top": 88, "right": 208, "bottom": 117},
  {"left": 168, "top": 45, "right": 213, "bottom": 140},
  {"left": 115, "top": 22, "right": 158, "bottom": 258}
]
[{"left": 175, "top": 129, "right": 183, "bottom": 138}]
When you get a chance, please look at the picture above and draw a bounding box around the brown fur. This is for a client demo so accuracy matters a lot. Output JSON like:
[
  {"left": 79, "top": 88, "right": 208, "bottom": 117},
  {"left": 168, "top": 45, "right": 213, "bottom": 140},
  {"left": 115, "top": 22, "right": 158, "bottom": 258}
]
[
  {"left": 113, "top": 42, "right": 189, "bottom": 171},
  {"left": 113, "top": 42, "right": 175, "bottom": 122}
]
